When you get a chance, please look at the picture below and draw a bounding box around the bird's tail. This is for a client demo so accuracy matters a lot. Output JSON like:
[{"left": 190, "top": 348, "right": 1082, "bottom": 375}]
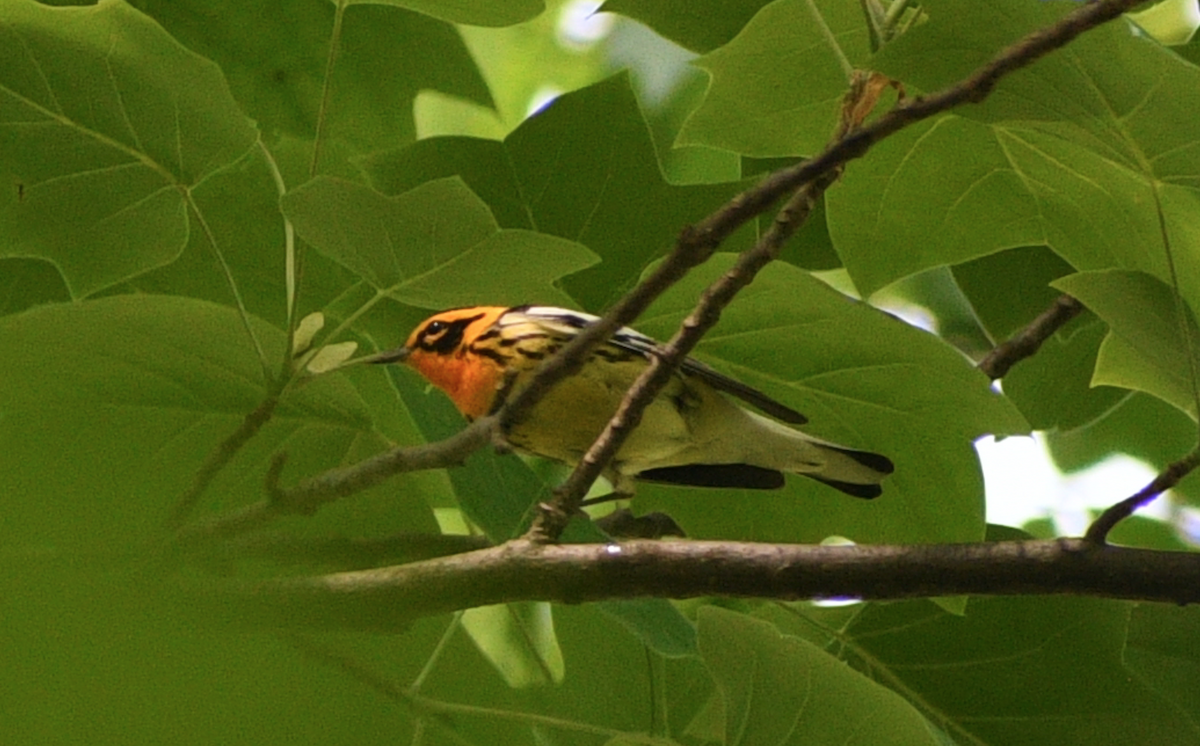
[
  {"left": 745, "top": 411, "right": 894, "bottom": 499},
  {"left": 796, "top": 441, "right": 894, "bottom": 498}
]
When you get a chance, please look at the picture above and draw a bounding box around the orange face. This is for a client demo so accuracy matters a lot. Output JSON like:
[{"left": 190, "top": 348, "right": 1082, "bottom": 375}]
[{"left": 401, "top": 306, "right": 511, "bottom": 420}]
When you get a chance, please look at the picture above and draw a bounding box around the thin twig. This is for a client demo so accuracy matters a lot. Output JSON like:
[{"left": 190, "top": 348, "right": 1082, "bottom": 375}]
[
  {"left": 172, "top": 418, "right": 494, "bottom": 545},
  {"left": 1085, "top": 447, "right": 1200, "bottom": 544},
  {"left": 166, "top": 395, "right": 279, "bottom": 529},
  {"left": 977, "top": 294, "right": 1085, "bottom": 380}
]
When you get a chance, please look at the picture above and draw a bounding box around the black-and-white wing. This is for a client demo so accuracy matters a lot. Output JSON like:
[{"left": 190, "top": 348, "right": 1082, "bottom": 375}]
[{"left": 519, "top": 306, "right": 808, "bottom": 425}]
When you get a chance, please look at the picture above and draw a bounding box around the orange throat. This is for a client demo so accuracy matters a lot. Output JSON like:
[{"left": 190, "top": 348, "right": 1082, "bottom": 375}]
[{"left": 407, "top": 349, "right": 504, "bottom": 420}]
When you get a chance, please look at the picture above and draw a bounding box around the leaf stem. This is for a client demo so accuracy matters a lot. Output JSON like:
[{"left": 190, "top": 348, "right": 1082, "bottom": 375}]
[
  {"left": 805, "top": 0, "right": 855, "bottom": 82},
  {"left": 311, "top": 1, "right": 347, "bottom": 178},
  {"left": 255, "top": 139, "right": 298, "bottom": 336},
  {"left": 184, "top": 191, "right": 271, "bottom": 381}
]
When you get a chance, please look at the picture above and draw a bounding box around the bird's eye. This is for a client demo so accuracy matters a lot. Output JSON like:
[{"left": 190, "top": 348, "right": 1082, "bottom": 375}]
[{"left": 425, "top": 320, "right": 447, "bottom": 337}]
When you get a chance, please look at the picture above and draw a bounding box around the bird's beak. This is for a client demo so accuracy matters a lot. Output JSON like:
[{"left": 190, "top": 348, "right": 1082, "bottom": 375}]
[{"left": 363, "top": 346, "right": 411, "bottom": 365}]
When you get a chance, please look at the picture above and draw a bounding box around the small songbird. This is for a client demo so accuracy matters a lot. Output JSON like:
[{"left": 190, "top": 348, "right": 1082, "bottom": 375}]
[{"left": 374, "top": 305, "right": 893, "bottom": 499}]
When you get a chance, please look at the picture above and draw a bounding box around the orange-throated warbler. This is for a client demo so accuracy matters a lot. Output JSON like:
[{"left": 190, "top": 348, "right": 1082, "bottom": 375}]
[{"left": 374, "top": 305, "right": 893, "bottom": 499}]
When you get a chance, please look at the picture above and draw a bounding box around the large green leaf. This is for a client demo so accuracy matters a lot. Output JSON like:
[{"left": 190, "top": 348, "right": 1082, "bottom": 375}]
[
  {"left": 634, "top": 255, "right": 1027, "bottom": 546},
  {"left": 697, "top": 606, "right": 941, "bottom": 745},
  {"left": 600, "top": 0, "right": 772, "bottom": 53},
  {"left": 0, "top": 295, "right": 440, "bottom": 550},
  {"left": 131, "top": 0, "right": 491, "bottom": 161},
  {"left": 829, "top": 0, "right": 1200, "bottom": 300},
  {"left": 1054, "top": 269, "right": 1200, "bottom": 419},
  {"left": 1003, "top": 317, "right": 1130, "bottom": 432},
  {"left": 362, "top": 74, "right": 759, "bottom": 311},
  {"left": 1125, "top": 604, "right": 1200, "bottom": 729},
  {"left": 679, "top": 0, "right": 873, "bottom": 157},
  {"left": 844, "top": 596, "right": 1200, "bottom": 744},
  {"left": 282, "top": 176, "right": 598, "bottom": 310},
  {"left": 342, "top": 0, "right": 542, "bottom": 27},
  {"left": 0, "top": 0, "right": 258, "bottom": 296}
]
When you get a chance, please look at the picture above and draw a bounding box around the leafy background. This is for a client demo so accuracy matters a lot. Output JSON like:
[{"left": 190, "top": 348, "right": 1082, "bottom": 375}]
[{"left": 2, "top": 0, "right": 1200, "bottom": 743}]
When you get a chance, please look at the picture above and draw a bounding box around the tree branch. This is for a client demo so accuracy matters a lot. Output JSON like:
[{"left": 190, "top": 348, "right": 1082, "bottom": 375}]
[
  {"left": 172, "top": 418, "right": 494, "bottom": 545},
  {"left": 188, "top": 538, "right": 1200, "bottom": 631},
  {"left": 977, "top": 294, "right": 1085, "bottom": 380},
  {"left": 1085, "top": 447, "right": 1200, "bottom": 544},
  {"left": 166, "top": 394, "right": 280, "bottom": 529}
]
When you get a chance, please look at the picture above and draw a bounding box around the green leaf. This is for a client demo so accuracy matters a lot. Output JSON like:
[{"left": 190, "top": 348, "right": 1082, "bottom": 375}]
[
  {"left": 282, "top": 176, "right": 599, "bottom": 310},
  {"left": 0, "top": 295, "right": 441, "bottom": 550},
  {"left": 1125, "top": 604, "right": 1200, "bottom": 728},
  {"left": 362, "top": 74, "right": 759, "bottom": 311},
  {"left": 0, "top": 256, "right": 70, "bottom": 316},
  {"left": 1053, "top": 269, "right": 1200, "bottom": 419},
  {"left": 1045, "top": 392, "right": 1200, "bottom": 496},
  {"left": 636, "top": 255, "right": 1027, "bottom": 546},
  {"left": 130, "top": 0, "right": 491, "bottom": 160},
  {"left": 679, "top": 0, "right": 872, "bottom": 157},
  {"left": 1002, "top": 316, "right": 1130, "bottom": 432},
  {"left": 952, "top": 245, "right": 1077, "bottom": 343},
  {"left": 0, "top": 0, "right": 258, "bottom": 296},
  {"left": 830, "top": 0, "right": 1200, "bottom": 299},
  {"left": 127, "top": 145, "right": 302, "bottom": 330},
  {"left": 600, "top": 0, "right": 772, "bottom": 53},
  {"left": 697, "top": 606, "right": 941, "bottom": 745},
  {"left": 460, "top": 601, "right": 564, "bottom": 688},
  {"left": 343, "top": 0, "right": 543, "bottom": 27},
  {"left": 847, "top": 596, "right": 1199, "bottom": 744}
]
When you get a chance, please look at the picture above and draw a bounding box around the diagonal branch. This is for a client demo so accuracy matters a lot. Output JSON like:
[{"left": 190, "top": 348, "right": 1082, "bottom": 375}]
[
  {"left": 1085, "top": 446, "right": 1200, "bottom": 544},
  {"left": 172, "top": 417, "right": 494, "bottom": 545},
  {"left": 977, "top": 294, "right": 1085, "bottom": 380},
  {"left": 525, "top": 1, "right": 1143, "bottom": 539}
]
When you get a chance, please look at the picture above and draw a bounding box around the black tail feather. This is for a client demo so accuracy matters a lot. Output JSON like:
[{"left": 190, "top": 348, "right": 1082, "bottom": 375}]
[
  {"left": 636, "top": 463, "right": 786, "bottom": 490},
  {"left": 837, "top": 447, "right": 895, "bottom": 476},
  {"left": 803, "top": 473, "right": 883, "bottom": 499}
]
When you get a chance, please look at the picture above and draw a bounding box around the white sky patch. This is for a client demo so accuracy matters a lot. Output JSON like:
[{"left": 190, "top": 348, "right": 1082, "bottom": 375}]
[
  {"left": 557, "top": 0, "right": 614, "bottom": 48},
  {"left": 976, "top": 433, "right": 1162, "bottom": 534}
]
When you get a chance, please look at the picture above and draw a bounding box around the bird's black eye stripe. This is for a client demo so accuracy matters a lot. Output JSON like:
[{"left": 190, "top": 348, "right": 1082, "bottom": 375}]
[{"left": 419, "top": 313, "right": 485, "bottom": 354}]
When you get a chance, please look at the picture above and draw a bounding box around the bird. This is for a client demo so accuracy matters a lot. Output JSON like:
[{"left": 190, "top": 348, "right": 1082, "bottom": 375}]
[{"left": 372, "top": 305, "right": 894, "bottom": 500}]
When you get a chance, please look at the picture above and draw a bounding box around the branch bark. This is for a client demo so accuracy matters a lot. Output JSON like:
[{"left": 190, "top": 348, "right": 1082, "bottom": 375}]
[
  {"left": 173, "top": 418, "right": 494, "bottom": 545},
  {"left": 190, "top": 538, "right": 1200, "bottom": 631},
  {"left": 1086, "top": 447, "right": 1200, "bottom": 544},
  {"left": 977, "top": 294, "right": 1085, "bottom": 380}
]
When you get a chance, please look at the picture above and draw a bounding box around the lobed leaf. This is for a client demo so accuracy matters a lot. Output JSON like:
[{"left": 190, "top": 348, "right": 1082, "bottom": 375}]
[{"left": 0, "top": 0, "right": 258, "bottom": 296}]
